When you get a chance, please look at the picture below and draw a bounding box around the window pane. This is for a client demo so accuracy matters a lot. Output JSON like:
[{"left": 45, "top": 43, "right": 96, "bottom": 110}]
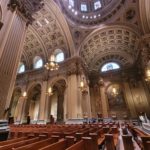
[
  {"left": 94, "top": 1, "right": 102, "bottom": 10},
  {"left": 55, "top": 52, "right": 64, "bottom": 62},
  {"left": 81, "top": 3, "right": 88, "bottom": 12},
  {"left": 34, "top": 59, "right": 43, "bottom": 69},
  {"left": 18, "top": 64, "right": 25, "bottom": 73},
  {"left": 101, "top": 62, "right": 120, "bottom": 72},
  {"left": 69, "top": 0, "right": 74, "bottom": 7}
]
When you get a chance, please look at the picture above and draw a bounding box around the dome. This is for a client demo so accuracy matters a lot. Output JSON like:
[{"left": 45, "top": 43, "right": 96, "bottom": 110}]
[{"left": 58, "top": 0, "right": 125, "bottom": 26}]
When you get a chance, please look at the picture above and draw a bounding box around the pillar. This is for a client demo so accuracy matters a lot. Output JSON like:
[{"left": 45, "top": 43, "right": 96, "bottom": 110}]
[
  {"left": 0, "top": 0, "right": 43, "bottom": 118},
  {"left": 39, "top": 81, "right": 47, "bottom": 122},
  {"left": 99, "top": 85, "right": 108, "bottom": 117},
  {"left": 67, "top": 74, "right": 83, "bottom": 119},
  {"left": 81, "top": 90, "right": 92, "bottom": 118}
]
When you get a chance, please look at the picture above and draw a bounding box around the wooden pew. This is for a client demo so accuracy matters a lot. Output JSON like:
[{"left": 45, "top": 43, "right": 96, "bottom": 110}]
[
  {"left": 66, "top": 137, "right": 95, "bottom": 150},
  {"left": 122, "top": 135, "right": 134, "bottom": 150},
  {"left": 141, "top": 136, "right": 150, "bottom": 150},
  {"left": 105, "top": 134, "right": 117, "bottom": 150},
  {"left": 13, "top": 136, "right": 59, "bottom": 150},
  {"left": 39, "top": 136, "right": 75, "bottom": 150},
  {"left": 66, "top": 140, "right": 84, "bottom": 150},
  {"left": 0, "top": 137, "right": 27, "bottom": 146},
  {"left": 0, "top": 137, "right": 39, "bottom": 150}
]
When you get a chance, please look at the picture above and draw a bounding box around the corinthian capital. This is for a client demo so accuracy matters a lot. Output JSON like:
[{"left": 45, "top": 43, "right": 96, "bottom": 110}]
[{"left": 8, "top": 0, "right": 44, "bottom": 23}]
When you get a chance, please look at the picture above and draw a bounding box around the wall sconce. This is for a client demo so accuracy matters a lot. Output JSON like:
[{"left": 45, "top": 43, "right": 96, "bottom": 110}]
[
  {"left": 145, "top": 68, "right": 150, "bottom": 82},
  {"left": 46, "top": 86, "right": 53, "bottom": 96},
  {"left": 22, "top": 91, "right": 27, "bottom": 98},
  {"left": 79, "top": 77, "right": 88, "bottom": 94},
  {"left": 111, "top": 87, "right": 119, "bottom": 97}
]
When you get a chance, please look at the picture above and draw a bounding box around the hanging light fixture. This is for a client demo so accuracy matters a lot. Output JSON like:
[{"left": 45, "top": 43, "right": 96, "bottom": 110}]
[{"left": 44, "top": 55, "right": 59, "bottom": 71}]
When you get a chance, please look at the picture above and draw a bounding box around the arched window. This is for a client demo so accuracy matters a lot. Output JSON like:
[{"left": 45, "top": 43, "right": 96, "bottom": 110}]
[
  {"left": 33, "top": 56, "right": 43, "bottom": 69},
  {"left": 54, "top": 49, "right": 65, "bottom": 63},
  {"left": 18, "top": 62, "right": 25, "bottom": 73},
  {"left": 69, "top": 0, "right": 74, "bottom": 7},
  {"left": 101, "top": 62, "right": 120, "bottom": 72}
]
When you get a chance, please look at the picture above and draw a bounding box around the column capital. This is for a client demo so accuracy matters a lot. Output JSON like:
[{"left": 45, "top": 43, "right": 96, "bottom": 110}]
[{"left": 8, "top": 0, "right": 44, "bottom": 23}]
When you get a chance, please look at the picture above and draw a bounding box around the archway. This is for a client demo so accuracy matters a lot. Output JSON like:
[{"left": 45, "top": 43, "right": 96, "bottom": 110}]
[
  {"left": 9, "top": 88, "right": 22, "bottom": 121},
  {"left": 106, "top": 83, "right": 128, "bottom": 119},
  {"left": 48, "top": 79, "right": 66, "bottom": 122},
  {"left": 26, "top": 84, "right": 41, "bottom": 123}
]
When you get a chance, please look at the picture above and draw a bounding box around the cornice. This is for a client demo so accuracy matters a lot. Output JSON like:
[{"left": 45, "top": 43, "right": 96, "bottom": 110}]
[{"left": 8, "top": 0, "right": 44, "bottom": 23}]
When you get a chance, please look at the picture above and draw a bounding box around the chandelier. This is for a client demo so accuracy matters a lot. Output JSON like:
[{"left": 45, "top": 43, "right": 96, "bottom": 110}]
[{"left": 44, "top": 55, "right": 59, "bottom": 71}]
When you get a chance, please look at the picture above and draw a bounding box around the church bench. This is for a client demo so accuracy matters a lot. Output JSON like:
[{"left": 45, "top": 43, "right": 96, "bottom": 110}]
[
  {"left": 89, "top": 133, "right": 103, "bottom": 150},
  {"left": 122, "top": 135, "right": 134, "bottom": 150},
  {"left": 141, "top": 136, "right": 150, "bottom": 150},
  {"left": 38, "top": 139, "right": 68, "bottom": 150},
  {"left": 105, "top": 134, "right": 118, "bottom": 150},
  {"left": 103, "top": 127, "right": 110, "bottom": 133},
  {"left": 0, "top": 137, "right": 27, "bottom": 146},
  {"left": 0, "top": 137, "right": 39, "bottom": 150},
  {"left": 66, "top": 137, "right": 95, "bottom": 150},
  {"left": 13, "top": 136, "right": 59, "bottom": 150}
]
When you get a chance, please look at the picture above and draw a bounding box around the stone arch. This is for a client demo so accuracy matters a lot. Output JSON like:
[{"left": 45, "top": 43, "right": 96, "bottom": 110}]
[
  {"left": 79, "top": 24, "right": 140, "bottom": 71},
  {"left": 9, "top": 87, "right": 22, "bottom": 122},
  {"left": 48, "top": 78, "right": 67, "bottom": 122},
  {"left": 25, "top": 83, "right": 42, "bottom": 122}
]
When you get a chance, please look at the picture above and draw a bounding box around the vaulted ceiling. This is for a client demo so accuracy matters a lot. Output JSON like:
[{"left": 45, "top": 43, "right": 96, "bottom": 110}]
[{"left": 21, "top": 0, "right": 143, "bottom": 72}]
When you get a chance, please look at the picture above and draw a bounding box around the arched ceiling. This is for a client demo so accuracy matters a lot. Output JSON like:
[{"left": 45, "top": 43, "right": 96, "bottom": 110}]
[
  {"left": 80, "top": 24, "right": 141, "bottom": 71},
  {"left": 20, "top": 0, "right": 143, "bottom": 72},
  {"left": 22, "top": 0, "right": 75, "bottom": 68}
]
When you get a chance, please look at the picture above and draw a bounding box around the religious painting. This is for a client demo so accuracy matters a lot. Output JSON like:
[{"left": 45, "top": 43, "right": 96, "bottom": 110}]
[{"left": 106, "top": 84, "right": 127, "bottom": 110}]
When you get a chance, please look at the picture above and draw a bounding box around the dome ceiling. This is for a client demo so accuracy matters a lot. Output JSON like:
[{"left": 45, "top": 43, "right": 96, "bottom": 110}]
[
  {"left": 57, "top": 0, "right": 125, "bottom": 26},
  {"left": 80, "top": 25, "right": 141, "bottom": 71}
]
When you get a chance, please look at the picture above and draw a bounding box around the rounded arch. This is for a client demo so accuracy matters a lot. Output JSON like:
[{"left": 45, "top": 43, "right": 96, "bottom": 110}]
[
  {"left": 18, "top": 62, "right": 25, "bottom": 73},
  {"left": 48, "top": 76, "right": 67, "bottom": 87},
  {"left": 79, "top": 24, "right": 140, "bottom": 70},
  {"left": 47, "top": 77, "right": 67, "bottom": 122},
  {"left": 9, "top": 87, "right": 22, "bottom": 122},
  {"left": 105, "top": 83, "right": 128, "bottom": 118},
  {"left": 46, "top": 0, "right": 75, "bottom": 56},
  {"left": 101, "top": 62, "right": 120, "bottom": 72},
  {"left": 25, "top": 83, "right": 42, "bottom": 122},
  {"left": 33, "top": 56, "right": 43, "bottom": 69},
  {"left": 53, "top": 49, "right": 65, "bottom": 63}
]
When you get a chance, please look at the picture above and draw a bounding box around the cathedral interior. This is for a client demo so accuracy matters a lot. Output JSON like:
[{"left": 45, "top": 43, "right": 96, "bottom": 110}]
[{"left": 0, "top": 0, "right": 150, "bottom": 149}]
